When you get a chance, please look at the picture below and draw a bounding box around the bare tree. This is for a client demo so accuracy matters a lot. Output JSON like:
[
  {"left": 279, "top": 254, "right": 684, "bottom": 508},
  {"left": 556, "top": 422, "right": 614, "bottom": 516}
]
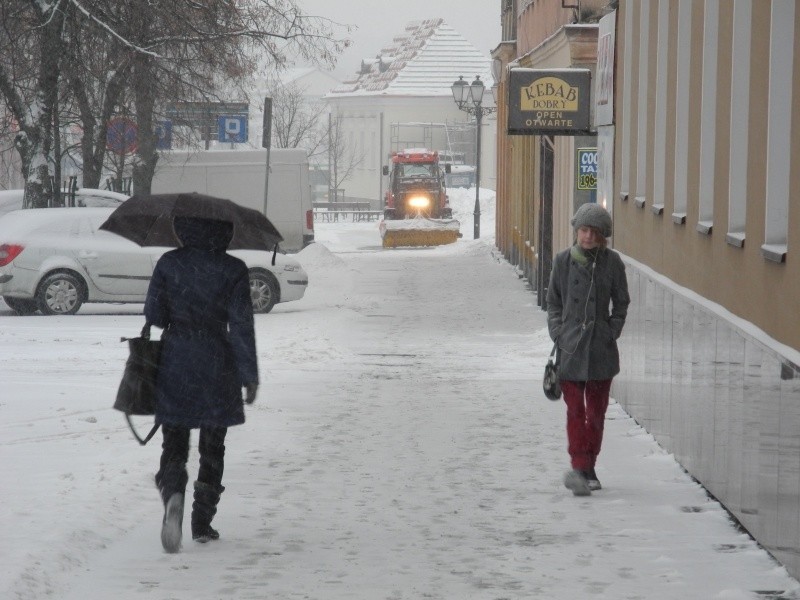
[
  {"left": 0, "top": 1, "right": 70, "bottom": 206},
  {"left": 0, "top": 0, "right": 351, "bottom": 201},
  {"left": 122, "top": 0, "right": 351, "bottom": 194},
  {"left": 268, "top": 79, "right": 327, "bottom": 158},
  {"left": 327, "top": 114, "right": 364, "bottom": 202}
]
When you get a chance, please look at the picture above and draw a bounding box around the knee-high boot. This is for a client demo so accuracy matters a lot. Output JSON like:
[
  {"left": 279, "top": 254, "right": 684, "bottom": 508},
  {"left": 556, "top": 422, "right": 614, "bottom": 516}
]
[{"left": 191, "top": 481, "right": 224, "bottom": 542}]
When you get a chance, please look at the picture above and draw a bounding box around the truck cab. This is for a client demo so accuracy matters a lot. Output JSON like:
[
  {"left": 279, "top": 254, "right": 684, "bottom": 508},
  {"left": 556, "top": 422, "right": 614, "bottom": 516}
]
[{"left": 382, "top": 149, "right": 452, "bottom": 220}]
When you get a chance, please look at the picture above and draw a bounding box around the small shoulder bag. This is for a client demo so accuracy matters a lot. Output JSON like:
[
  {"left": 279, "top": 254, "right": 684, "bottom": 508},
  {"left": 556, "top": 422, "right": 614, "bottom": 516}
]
[{"left": 542, "top": 343, "right": 562, "bottom": 401}]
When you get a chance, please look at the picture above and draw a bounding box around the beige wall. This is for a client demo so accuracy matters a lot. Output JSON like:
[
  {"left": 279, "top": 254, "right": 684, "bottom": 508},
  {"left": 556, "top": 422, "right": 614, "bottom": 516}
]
[{"left": 613, "top": 0, "right": 800, "bottom": 352}]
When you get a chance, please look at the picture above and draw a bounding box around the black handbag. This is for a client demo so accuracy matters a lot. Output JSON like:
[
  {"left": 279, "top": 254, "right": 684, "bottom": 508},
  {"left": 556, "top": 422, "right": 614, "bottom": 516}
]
[
  {"left": 113, "top": 322, "right": 161, "bottom": 445},
  {"left": 543, "top": 343, "right": 562, "bottom": 401}
]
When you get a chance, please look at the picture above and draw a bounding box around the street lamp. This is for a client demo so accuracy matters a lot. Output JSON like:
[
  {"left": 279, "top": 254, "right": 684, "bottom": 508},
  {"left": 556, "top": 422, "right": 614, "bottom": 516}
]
[{"left": 451, "top": 75, "right": 497, "bottom": 239}]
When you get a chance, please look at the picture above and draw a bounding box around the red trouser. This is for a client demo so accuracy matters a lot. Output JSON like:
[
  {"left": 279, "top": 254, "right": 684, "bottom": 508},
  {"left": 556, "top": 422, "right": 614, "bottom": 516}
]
[{"left": 561, "top": 379, "right": 612, "bottom": 471}]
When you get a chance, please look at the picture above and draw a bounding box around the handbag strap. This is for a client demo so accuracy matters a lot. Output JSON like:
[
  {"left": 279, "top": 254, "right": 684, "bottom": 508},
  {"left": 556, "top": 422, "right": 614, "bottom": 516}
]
[
  {"left": 125, "top": 414, "right": 160, "bottom": 446},
  {"left": 140, "top": 321, "right": 152, "bottom": 340},
  {"left": 549, "top": 342, "right": 560, "bottom": 365}
]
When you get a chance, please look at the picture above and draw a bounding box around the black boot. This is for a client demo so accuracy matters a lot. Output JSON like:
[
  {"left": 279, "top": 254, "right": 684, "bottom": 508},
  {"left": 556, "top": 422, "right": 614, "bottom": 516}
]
[
  {"left": 157, "top": 471, "right": 187, "bottom": 553},
  {"left": 582, "top": 468, "right": 602, "bottom": 491},
  {"left": 161, "top": 493, "right": 185, "bottom": 553},
  {"left": 192, "top": 481, "right": 224, "bottom": 542}
]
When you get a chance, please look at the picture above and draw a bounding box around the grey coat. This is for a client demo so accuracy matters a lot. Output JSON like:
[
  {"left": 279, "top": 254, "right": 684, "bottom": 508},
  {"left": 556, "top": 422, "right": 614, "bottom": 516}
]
[{"left": 546, "top": 245, "right": 630, "bottom": 381}]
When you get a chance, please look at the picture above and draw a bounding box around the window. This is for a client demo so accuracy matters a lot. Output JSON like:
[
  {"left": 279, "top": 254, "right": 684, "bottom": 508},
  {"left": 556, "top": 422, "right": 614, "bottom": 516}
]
[
  {"left": 697, "top": 0, "right": 720, "bottom": 234},
  {"left": 634, "top": 0, "right": 651, "bottom": 209},
  {"left": 651, "top": 0, "right": 669, "bottom": 216},
  {"left": 762, "top": 0, "right": 794, "bottom": 263},
  {"left": 726, "top": 0, "right": 752, "bottom": 248},
  {"left": 672, "top": 0, "right": 692, "bottom": 224},
  {"left": 620, "top": 0, "right": 636, "bottom": 201}
]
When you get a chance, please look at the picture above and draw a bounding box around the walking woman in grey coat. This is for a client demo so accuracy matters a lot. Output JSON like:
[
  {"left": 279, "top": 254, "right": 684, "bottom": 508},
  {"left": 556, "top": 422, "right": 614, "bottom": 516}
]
[{"left": 546, "top": 203, "right": 629, "bottom": 496}]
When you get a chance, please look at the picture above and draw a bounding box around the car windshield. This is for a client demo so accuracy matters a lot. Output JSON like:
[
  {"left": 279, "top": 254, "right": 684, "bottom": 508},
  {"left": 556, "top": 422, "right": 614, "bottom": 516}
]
[{"left": 400, "top": 164, "right": 436, "bottom": 178}]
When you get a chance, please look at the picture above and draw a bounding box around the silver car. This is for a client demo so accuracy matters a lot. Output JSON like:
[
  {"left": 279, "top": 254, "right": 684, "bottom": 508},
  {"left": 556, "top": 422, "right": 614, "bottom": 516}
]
[
  {"left": 0, "top": 188, "right": 130, "bottom": 219},
  {"left": 0, "top": 207, "right": 308, "bottom": 315}
]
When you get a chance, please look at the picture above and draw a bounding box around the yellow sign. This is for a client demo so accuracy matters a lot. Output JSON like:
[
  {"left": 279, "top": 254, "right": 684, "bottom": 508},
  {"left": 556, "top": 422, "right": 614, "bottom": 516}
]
[{"left": 520, "top": 77, "right": 579, "bottom": 111}]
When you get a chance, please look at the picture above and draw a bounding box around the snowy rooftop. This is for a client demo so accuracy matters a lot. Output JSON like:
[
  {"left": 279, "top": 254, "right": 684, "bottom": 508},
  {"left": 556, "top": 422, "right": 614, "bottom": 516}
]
[{"left": 328, "top": 19, "right": 493, "bottom": 98}]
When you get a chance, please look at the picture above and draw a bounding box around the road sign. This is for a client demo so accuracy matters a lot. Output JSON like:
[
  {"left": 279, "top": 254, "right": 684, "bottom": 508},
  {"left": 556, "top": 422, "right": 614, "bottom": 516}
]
[
  {"left": 106, "top": 116, "right": 138, "bottom": 155},
  {"left": 154, "top": 120, "right": 172, "bottom": 150},
  {"left": 218, "top": 115, "right": 248, "bottom": 144},
  {"left": 262, "top": 97, "right": 272, "bottom": 149}
]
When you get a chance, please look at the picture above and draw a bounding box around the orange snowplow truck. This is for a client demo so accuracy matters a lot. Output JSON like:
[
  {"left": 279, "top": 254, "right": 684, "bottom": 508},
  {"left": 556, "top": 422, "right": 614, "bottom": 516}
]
[{"left": 382, "top": 149, "right": 452, "bottom": 220}]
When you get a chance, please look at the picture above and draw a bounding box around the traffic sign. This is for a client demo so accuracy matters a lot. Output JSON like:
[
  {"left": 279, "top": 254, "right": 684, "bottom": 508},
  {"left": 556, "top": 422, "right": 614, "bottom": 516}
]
[
  {"left": 218, "top": 115, "right": 248, "bottom": 144},
  {"left": 106, "top": 116, "right": 138, "bottom": 155},
  {"left": 155, "top": 120, "right": 172, "bottom": 150}
]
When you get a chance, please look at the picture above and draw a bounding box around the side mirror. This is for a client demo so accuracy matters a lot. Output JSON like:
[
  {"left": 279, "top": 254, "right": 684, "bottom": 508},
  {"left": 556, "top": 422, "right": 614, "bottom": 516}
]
[
  {"left": 444, "top": 164, "right": 451, "bottom": 174},
  {"left": 382, "top": 165, "right": 389, "bottom": 176}
]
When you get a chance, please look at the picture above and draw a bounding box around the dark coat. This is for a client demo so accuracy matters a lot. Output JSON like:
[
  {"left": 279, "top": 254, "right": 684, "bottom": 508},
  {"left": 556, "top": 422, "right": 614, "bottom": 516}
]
[
  {"left": 546, "top": 245, "right": 630, "bottom": 381},
  {"left": 144, "top": 217, "right": 259, "bottom": 429}
]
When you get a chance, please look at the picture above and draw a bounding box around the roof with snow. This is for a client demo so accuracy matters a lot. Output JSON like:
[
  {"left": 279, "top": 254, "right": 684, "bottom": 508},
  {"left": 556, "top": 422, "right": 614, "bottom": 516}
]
[{"left": 328, "top": 19, "right": 492, "bottom": 98}]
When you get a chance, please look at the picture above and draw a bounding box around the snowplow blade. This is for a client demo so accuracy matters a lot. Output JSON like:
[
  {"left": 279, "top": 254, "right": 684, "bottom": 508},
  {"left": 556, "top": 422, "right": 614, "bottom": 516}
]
[{"left": 380, "top": 218, "right": 461, "bottom": 248}]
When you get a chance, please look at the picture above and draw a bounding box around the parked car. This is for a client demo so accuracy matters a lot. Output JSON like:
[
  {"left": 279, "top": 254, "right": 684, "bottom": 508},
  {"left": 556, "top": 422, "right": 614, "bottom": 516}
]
[
  {"left": 444, "top": 165, "right": 475, "bottom": 189},
  {"left": 0, "top": 188, "right": 129, "bottom": 219},
  {"left": 0, "top": 207, "right": 308, "bottom": 315}
]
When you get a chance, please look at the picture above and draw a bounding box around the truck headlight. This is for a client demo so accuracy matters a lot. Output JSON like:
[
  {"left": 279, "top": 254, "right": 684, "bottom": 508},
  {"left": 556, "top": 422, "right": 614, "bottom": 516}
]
[{"left": 407, "top": 196, "right": 431, "bottom": 209}]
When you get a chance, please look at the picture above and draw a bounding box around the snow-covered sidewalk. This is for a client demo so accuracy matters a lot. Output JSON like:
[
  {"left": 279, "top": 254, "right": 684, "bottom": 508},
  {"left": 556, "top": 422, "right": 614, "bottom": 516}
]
[{"left": 1, "top": 193, "right": 798, "bottom": 599}]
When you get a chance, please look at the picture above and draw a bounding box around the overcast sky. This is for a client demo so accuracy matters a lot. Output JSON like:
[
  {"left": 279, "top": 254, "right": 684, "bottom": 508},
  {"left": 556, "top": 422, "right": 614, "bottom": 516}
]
[{"left": 295, "top": 0, "right": 502, "bottom": 80}]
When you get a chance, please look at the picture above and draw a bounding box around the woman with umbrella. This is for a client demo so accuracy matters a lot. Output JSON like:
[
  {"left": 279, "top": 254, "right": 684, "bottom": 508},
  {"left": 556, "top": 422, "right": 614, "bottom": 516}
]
[
  {"left": 102, "top": 193, "right": 281, "bottom": 551},
  {"left": 143, "top": 211, "right": 259, "bottom": 553}
]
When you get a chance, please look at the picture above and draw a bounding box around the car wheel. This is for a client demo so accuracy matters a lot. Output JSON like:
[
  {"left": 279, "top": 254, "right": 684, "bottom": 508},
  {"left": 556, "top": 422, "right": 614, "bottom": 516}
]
[
  {"left": 36, "top": 272, "right": 85, "bottom": 315},
  {"left": 249, "top": 270, "right": 279, "bottom": 314},
  {"left": 3, "top": 296, "right": 38, "bottom": 315}
]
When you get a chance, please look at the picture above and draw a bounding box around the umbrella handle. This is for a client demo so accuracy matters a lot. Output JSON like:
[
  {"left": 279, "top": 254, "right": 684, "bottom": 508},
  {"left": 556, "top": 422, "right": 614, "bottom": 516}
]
[{"left": 272, "top": 243, "right": 277, "bottom": 266}]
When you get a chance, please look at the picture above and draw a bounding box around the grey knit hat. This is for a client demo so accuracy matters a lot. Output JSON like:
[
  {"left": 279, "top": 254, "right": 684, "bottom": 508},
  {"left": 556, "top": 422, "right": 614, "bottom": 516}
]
[{"left": 571, "top": 203, "right": 612, "bottom": 238}]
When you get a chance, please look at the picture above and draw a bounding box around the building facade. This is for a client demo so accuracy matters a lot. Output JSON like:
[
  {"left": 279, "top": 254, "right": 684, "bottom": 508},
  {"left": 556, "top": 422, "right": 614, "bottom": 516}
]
[
  {"left": 494, "top": 0, "right": 800, "bottom": 578},
  {"left": 611, "top": 0, "right": 800, "bottom": 578}
]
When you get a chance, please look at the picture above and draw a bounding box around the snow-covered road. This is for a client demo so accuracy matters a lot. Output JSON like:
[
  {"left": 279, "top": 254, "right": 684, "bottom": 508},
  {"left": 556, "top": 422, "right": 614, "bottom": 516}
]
[{"left": 1, "top": 213, "right": 798, "bottom": 599}]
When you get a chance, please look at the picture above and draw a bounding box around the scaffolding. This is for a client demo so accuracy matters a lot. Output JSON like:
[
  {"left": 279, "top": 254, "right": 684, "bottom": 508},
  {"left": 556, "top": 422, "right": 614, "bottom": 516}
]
[{"left": 388, "top": 121, "right": 476, "bottom": 166}]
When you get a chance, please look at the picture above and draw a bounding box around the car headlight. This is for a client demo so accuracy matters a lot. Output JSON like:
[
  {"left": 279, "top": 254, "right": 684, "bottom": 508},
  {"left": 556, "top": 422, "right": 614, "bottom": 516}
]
[{"left": 407, "top": 196, "right": 431, "bottom": 209}]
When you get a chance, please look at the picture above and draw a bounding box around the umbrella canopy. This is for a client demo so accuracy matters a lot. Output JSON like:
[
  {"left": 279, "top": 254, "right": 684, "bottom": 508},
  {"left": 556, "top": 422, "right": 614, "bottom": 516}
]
[{"left": 99, "top": 192, "right": 283, "bottom": 251}]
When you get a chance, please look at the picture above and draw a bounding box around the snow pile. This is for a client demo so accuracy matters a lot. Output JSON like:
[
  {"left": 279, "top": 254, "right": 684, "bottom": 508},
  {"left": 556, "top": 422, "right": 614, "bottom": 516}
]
[
  {"left": 296, "top": 238, "right": 346, "bottom": 268},
  {"left": 447, "top": 185, "right": 496, "bottom": 238}
]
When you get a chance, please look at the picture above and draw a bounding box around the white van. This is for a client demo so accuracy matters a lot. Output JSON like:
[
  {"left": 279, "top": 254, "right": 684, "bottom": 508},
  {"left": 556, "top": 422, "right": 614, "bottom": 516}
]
[{"left": 151, "top": 148, "right": 314, "bottom": 253}]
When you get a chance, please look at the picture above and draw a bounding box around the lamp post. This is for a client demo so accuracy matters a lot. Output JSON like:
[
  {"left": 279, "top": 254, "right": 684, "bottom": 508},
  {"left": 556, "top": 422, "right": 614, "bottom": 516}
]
[{"left": 451, "top": 75, "right": 497, "bottom": 239}]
